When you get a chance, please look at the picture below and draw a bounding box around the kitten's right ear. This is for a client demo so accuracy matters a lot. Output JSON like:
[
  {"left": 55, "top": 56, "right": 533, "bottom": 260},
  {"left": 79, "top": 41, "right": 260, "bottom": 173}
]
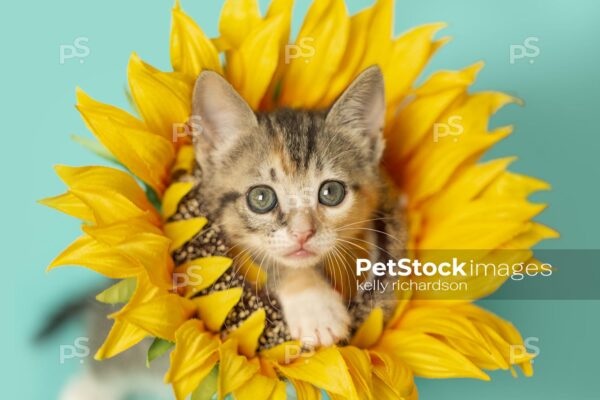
[{"left": 191, "top": 71, "right": 258, "bottom": 168}]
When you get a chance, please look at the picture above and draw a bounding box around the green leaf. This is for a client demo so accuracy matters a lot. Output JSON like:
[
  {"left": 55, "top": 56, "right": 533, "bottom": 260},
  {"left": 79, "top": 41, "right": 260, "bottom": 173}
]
[
  {"left": 145, "top": 184, "right": 162, "bottom": 212},
  {"left": 191, "top": 366, "right": 218, "bottom": 400},
  {"left": 146, "top": 338, "right": 174, "bottom": 367},
  {"left": 96, "top": 278, "right": 136, "bottom": 304},
  {"left": 70, "top": 134, "right": 121, "bottom": 165}
]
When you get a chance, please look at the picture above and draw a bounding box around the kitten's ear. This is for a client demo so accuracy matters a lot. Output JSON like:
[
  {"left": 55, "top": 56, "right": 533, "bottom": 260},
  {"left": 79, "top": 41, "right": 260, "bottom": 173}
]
[
  {"left": 326, "top": 66, "right": 386, "bottom": 161},
  {"left": 191, "top": 71, "right": 258, "bottom": 168}
]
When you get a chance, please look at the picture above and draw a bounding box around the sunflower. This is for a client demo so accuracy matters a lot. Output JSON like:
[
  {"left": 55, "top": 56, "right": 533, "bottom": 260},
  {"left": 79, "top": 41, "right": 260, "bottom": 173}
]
[{"left": 40, "top": 0, "right": 558, "bottom": 399}]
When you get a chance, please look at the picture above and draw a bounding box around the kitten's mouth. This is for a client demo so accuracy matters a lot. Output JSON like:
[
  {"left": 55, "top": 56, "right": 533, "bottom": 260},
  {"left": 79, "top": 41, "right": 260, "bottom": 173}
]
[{"left": 285, "top": 248, "right": 316, "bottom": 258}]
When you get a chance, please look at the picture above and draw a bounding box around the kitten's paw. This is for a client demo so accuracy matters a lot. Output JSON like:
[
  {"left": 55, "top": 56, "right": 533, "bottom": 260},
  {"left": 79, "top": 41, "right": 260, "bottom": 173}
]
[{"left": 280, "top": 287, "right": 350, "bottom": 347}]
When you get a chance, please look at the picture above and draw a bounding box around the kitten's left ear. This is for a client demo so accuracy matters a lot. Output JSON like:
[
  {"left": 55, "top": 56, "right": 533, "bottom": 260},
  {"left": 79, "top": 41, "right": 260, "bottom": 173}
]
[
  {"left": 191, "top": 70, "right": 258, "bottom": 170},
  {"left": 326, "top": 65, "right": 386, "bottom": 161}
]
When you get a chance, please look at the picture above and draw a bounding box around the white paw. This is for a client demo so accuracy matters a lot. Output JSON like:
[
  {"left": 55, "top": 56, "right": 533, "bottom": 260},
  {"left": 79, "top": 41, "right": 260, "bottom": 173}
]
[{"left": 280, "top": 287, "right": 351, "bottom": 347}]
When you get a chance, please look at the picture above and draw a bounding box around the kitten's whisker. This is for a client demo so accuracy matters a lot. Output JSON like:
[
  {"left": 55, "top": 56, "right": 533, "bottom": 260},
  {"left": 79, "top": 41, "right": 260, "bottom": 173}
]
[
  {"left": 338, "top": 235, "right": 398, "bottom": 260},
  {"left": 335, "top": 237, "right": 369, "bottom": 254},
  {"left": 326, "top": 246, "right": 346, "bottom": 300},
  {"left": 336, "top": 227, "right": 404, "bottom": 244},
  {"left": 334, "top": 217, "right": 394, "bottom": 231},
  {"left": 329, "top": 244, "right": 355, "bottom": 307},
  {"left": 336, "top": 245, "right": 356, "bottom": 305}
]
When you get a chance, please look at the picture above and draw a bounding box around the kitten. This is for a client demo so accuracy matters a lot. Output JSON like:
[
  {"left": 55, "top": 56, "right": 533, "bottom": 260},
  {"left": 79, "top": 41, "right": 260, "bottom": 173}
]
[
  {"left": 52, "top": 66, "right": 405, "bottom": 400},
  {"left": 191, "top": 66, "right": 401, "bottom": 346}
]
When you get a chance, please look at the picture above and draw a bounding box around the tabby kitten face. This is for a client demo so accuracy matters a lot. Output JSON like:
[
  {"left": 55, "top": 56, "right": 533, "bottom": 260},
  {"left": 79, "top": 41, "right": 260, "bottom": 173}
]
[{"left": 192, "top": 67, "right": 385, "bottom": 270}]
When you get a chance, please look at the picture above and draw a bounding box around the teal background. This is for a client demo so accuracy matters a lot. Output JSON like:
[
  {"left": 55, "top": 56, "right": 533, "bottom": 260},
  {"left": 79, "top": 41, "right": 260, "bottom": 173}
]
[{"left": 2, "top": 0, "right": 599, "bottom": 398}]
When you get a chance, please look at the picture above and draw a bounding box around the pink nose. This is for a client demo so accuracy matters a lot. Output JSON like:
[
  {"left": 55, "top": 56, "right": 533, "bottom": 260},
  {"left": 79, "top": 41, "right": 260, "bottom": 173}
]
[{"left": 292, "top": 229, "right": 315, "bottom": 245}]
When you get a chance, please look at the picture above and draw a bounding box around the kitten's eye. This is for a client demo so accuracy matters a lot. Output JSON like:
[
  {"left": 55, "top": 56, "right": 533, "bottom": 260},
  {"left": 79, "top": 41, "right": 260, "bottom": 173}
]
[
  {"left": 247, "top": 185, "right": 278, "bottom": 213},
  {"left": 318, "top": 180, "right": 346, "bottom": 207}
]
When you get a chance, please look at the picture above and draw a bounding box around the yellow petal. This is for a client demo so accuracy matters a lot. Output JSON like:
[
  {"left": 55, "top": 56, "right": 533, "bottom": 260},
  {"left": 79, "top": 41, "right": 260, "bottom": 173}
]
[
  {"left": 122, "top": 272, "right": 163, "bottom": 307},
  {"left": 386, "top": 284, "right": 414, "bottom": 329},
  {"left": 276, "top": 347, "right": 358, "bottom": 399},
  {"left": 350, "top": 307, "right": 383, "bottom": 349},
  {"left": 94, "top": 319, "right": 147, "bottom": 360},
  {"left": 404, "top": 125, "right": 513, "bottom": 205},
  {"left": 453, "top": 303, "right": 535, "bottom": 376},
  {"left": 48, "top": 234, "right": 141, "bottom": 278},
  {"left": 376, "top": 330, "right": 489, "bottom": 380},
  {"left": 170, "top": 6, "right": 223, "bottom": 76},
  {"left": 289, "top": 378, "right": 322, "bottom": 400},
  {"left": 54, "top": 165, "right": 160, "bottom": 225},
  {"left": 396, "top": 89, "right": 519, "bottom": 204},
  {"left": 53, "top": 165, "right": 132, "bottom": 193},
  {"left": 395, "top": 307, "right": 495, "bottom": 359},
  {"left": 82, "top": 217, "right": 162, "bottom": 244},
  {"left": 128, "top": 53, "right": 193, "bottom": 141},
  {"left": 444, "top": 329, "right": 509, "bottom": 371},
  {"left": 384, "top": 63, "right": 482, "bottom": 165},
  {"left": 266, "top": 0, "right": 294, "bottom": 18},
  {"left": 113, "top": 293, "right": 196, "bottom": 341},
  {"left": 381, "top": 23, "right": 447, "bottom": 106},
  {"left": 266, "top": 0, "right": 293, "bottom": 49},
  {"left": 118, "top": 232, "right": 174, "bottom": 290},
  {"left": 259, "top": 340, "right": 302, "bottom": 364},
  {"left": 70, "top": 188, "right": 159, "bottom": 227},
  {"left": 278, "top": 0, "right": 349, "bottom": 108},
  {"left": 38, "top": 192, "right": 95, "bottom": 222},
  {"left": 226, "top": 14, "right": 288, "bottom": 109},
  {"left": 162, "top": 181, "right": 194, "bottom": 220},
  {"left": 234, "top": 372, "right": 279, "bottom": 400},
  {"left": 419, "top": 199, "right": 546, "bottom": 250},
  {"left": 357, "top": 0, "right": 394, "bottom": 69},
  {"left": 369, "top": 352, "right": 417, "bottom": 400},
  {"left": 420, "top": 157, "right": 516, "bottom": 219},
  {"left": 164, "top": 217, "right": 208, "bottom": 251},
  {"left": 171, "top": 144, "right": 196, "bottom": 174},
  {"left": 317, "top": 3, "right": 375, "bottom": 107},
  {"left": 339, "top": 347, "right": 373, "bottom": 400},
  {"left": 227, "top": 309, "right": 266, "bottom": 357},
  {"left": 415, "top": 62, "right": 484, "bottom": 97},
  {"left": 174, "top": 256, "right": 233, "bottom": 297},
  {"left": 218, "top": 339, "right": 260, "bottom": 399},
  {"left": 482, "top": 171, "right": 551, "bottom": 199},
  {"left": 219, "top": 0, "right": 262, "bottom": 49},
  {"left": 76, "top": 89, "right": 175, "bottom": 194},
  {"left": 258, "top": 0, "right": 294, "bottom": 110},
  {"left": 194, "top": 288, "right": 243, "bottom": 332},
  {"left": 165, "top": 320, "right": 219, "bottom": 400},
  {"left": 402, "top": 305, "right": 470, "bottom": 332},
  {"left": 501, "top": 223, "right": 559, "bottom": 249},
  {"left": 84, "top": 223, "right": 174, "bottom": 290}
]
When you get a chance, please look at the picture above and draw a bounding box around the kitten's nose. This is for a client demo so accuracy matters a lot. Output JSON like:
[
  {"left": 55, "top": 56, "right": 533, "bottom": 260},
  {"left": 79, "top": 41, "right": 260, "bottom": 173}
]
[{"left": 292, "top": 229, "right": 315, "bottom": 245}]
